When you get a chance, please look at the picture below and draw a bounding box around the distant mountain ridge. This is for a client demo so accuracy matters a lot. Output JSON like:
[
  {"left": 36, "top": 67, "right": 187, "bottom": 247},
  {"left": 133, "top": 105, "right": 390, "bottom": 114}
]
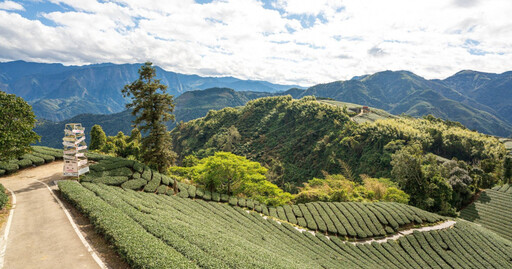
[
  {"left": 2, "top": 60, "right": 511, "bottom": 136},
  {"left": 34, "top": 87, "right": 272, "bottom": 148},
  {"left": 297, "top": 70, "right": 512, "bottom": 137},
  {"left": 0, "top": 60, "right": 301, "bottom": 121}
]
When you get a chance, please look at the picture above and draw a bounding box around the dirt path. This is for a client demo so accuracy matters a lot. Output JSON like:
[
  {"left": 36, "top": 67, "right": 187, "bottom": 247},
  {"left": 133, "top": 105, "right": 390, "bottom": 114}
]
[
  {"left": 264, "top": 213, "right": 456, "bottom": 245},
  {"left": 0, "top": 162, "right": 105, "bottom": 269}
]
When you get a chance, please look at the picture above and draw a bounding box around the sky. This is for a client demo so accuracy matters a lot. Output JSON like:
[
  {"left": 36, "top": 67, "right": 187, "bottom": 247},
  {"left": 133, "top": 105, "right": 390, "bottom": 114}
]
[{"left": 0, "top": 0, "right": 511, "bottom": 86}]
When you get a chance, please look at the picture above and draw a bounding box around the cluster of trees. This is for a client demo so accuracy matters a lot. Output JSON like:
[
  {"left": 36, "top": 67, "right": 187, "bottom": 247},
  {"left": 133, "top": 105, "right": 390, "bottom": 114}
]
[
  {"left": 89, "top": 125, "right": 142, "bottom": 160},
  {"left": 170, "top": 152, "right": 292, "bottom": 206},
  {"left": 171, "top": 95, "right": 352, "bottom": 190},
  {"left": 294, "top": 173, "right": 409, "bottom": 204}
]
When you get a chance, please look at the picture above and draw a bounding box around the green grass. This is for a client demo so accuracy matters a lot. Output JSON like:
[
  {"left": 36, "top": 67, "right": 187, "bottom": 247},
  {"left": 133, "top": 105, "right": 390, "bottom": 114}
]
[
  {"left": 459, "top": 185, "right": 512, "bottom": 241},
  {"left": 58, "top": 180, "right": 512, "bottom": 268}
]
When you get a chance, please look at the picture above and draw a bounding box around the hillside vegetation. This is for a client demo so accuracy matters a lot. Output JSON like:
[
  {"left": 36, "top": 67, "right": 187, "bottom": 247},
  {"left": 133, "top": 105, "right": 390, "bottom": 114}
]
[
  {"left": 171, "top": 96, "right": 506, "bottom": 185},
  {"left": 78, "top": 156, "right": 440, "bottom": 239},
  {"left": 459, "top": 184, "right": 512, "bottom": 241}
]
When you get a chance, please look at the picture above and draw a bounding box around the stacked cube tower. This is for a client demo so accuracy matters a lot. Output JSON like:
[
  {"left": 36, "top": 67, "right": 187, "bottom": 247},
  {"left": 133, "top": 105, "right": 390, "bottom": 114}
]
[{"left": 63, "top": 123, "right": 89, "bottom": 177}]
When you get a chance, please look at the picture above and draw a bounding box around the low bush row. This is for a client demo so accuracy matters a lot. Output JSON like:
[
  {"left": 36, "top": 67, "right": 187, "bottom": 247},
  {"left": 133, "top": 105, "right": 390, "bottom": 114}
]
[
  {"left": 58, "top": 180, "right": 195, "bottom": 268},
  {"left": 0, "top": 146, "right": 63, "bottom": 176}
]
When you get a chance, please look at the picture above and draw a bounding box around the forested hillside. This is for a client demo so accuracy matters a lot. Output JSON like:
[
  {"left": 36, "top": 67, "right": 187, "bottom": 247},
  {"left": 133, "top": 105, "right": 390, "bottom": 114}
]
[{"left": 170, "top": 96, "right": 509, "bottom": 215}]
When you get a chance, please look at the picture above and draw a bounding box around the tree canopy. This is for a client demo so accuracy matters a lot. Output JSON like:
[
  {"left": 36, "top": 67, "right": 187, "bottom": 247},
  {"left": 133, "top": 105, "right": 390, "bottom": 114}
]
[
  {"left": 171, "top": 152, "right": 292, "bottom": 206},
  {"left": 0, "top": 91, "right": 40, "bottom": 161},
  {"left": 89, "top": 124, "right": 107, "bottom": 150}
]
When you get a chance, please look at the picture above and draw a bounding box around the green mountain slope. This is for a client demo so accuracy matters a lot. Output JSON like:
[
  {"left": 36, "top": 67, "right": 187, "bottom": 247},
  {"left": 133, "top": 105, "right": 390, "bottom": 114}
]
[
  {"left": 459, "top": 185, "right": 512, "bottom": 241},
  {"left": 170, "top": 96, "right": 506, "bottom": 188},
  {"left": 58, "top": 166, "right": 512, "bottom": 269}
]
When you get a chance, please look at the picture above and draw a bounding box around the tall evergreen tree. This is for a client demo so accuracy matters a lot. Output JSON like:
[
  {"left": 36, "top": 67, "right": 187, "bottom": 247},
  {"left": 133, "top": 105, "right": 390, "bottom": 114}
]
[
  {"left": 122, "top": 62, "right": 177, "bottom": 173},
  {"left": 89, "top": 124, "right": 107, "bottom": 150}
]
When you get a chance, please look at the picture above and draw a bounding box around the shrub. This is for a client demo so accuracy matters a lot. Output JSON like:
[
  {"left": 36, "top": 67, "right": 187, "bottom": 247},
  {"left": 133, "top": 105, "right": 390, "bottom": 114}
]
[
  {"left": 31, "top": 152, "right": 55, "bottom": 162},
  {"left": 229, "top": 197, "right": 238, "bottom": 206},
  {"left": 161, "top": 175, "right": 171, "bottom": 185},
  {"left": 92, "top": 176, "right": 129, "bottom": 186},
  {"left": 195, "top": 188, "right": 204, "bottom": 199},
  {"left": 203, "top": 191, "right": 211, "bottom": 201},
  {"left": 121, "top": 179, "right": 147, "bottom": 190},
  {"left": 179, "top": 188, "right": 189, "bottom": 198},
  {"left": 0, "top": 162, "right": 19, "bottom": 174},
  {"left": 144, "top": 174, "right": 161, "bottom": 193},
  {"left": 0, "top": 183, "right": 8, "bottom": 209},
  {"left": 22, "top": 154, "right": 45, "bottom": 166},
  {"left": 188, "top": 185, "right": 197, "bottom": 198},
  {"left": 141, "top": 168, "right": 152, "bottom": 181},
  {"left": 157, "top": 185, "right": 167, "bottom": 195},
  {"left": 212, "top": 192, "right": 221, "bottom": 202}
]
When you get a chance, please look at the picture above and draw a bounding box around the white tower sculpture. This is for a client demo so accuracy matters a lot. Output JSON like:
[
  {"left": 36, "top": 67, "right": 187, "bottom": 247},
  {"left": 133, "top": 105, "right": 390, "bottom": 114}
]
[{"left": 63, "top": 123, "right": 89, "bottom": 177}]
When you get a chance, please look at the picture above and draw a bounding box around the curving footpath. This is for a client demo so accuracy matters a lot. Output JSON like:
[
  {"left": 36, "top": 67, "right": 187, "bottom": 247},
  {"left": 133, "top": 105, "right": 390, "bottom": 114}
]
[{"left": 0, "top": 162, "right": 105, "bottom": 269}]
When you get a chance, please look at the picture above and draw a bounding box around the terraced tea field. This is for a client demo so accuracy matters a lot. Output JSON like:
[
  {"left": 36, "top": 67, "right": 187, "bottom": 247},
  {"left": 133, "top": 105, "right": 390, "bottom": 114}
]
[
  {"left": 59, "top": 180, "right": 512, "bottom": 269},
  {"left": 82, "top": 156, "right": 445, "bottom": 239},
  {"left": 250, "top": 201, "right": 444, "bottom": 238},
  {"left": 459, "top": 184, "right": 512, "bottom": 241}
]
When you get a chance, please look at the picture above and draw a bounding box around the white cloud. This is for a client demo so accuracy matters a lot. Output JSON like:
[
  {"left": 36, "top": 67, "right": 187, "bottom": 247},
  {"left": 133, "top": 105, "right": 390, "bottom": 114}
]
[
  {"left": 0, "top": 1, "right": 24, "bottom": 11},
  {"left": 0, "top": 0, "right": 511, "bottom": 86}
]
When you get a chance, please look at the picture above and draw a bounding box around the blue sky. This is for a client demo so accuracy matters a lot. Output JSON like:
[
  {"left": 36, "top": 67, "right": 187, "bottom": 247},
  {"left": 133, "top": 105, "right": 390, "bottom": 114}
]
[{"left": 0, "top": 0, "right": 511, "bottom": 85}]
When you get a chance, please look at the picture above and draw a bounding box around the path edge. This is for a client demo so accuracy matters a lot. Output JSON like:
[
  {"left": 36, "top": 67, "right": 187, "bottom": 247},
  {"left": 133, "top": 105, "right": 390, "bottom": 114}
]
[
  {"left": 0, "top": 188, "right": 16, "bottom": 268},
  {"left": 35, "top": 179, "right": 107, "bottom": 269}
]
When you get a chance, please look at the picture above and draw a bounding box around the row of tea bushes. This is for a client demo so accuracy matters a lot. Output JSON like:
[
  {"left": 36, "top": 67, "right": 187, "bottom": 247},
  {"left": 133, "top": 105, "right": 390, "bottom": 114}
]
[
  {"left": 0, "top": 146, "right": 63, "bottom": 176},
  {"left": 459, "top": 185, "right": 512, "bottom": 241}
]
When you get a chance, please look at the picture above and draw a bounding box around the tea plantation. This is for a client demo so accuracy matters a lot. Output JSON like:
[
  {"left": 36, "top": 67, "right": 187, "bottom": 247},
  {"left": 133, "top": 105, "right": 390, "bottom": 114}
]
[
  {"left": 81, "top": 157, "right": 445, "bottom": 239},
  {"left": 59, "top": 180, "right": 512, "bottom": 269},
  {"left": 54, "top": 157, "right": 512, "bottom": 268},
  {"left": 0, "top": 146, "right": 63, "bottom": 176},
  {"left": 459, "top": 184, "right": 512, "bottom": 241}
]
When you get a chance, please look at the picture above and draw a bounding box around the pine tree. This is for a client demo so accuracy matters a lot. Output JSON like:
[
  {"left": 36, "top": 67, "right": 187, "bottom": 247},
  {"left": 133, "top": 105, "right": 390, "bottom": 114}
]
[
  {"left": 89, "top": 124, "right": 107, "bottom": 150},
  {"left": 122, "top": 62, "right": 177, "bottom": 173}
]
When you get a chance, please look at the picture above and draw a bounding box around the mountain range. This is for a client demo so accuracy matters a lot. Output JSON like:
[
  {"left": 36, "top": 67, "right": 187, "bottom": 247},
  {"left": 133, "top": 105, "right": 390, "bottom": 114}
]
[
  {"left": 0, "top": 61, "right": 300, "bottom": 121},
  {"left": 292, "top": 70, "right": 512, "bottom": 136},
  {"left": 34, "top": 88, "right": 272, "bottom": 148},
  {"left": 1, "top": 60, "right": 511, "bottom": 137}
]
